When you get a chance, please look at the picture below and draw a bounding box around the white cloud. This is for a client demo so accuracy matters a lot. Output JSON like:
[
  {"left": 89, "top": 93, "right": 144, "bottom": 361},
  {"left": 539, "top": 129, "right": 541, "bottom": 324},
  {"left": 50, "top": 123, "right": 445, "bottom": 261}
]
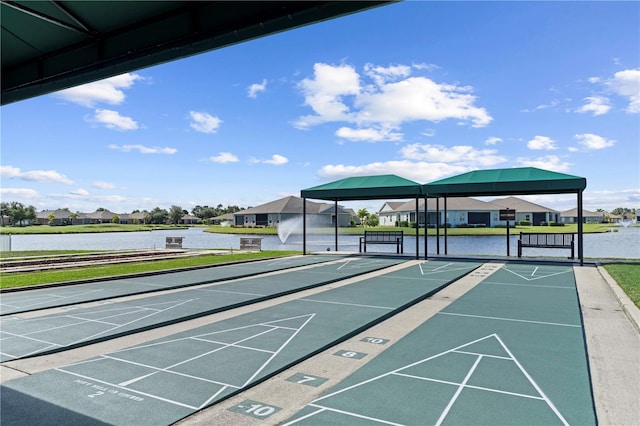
[
  {"left": 93, "top": 181, "right": 116, "bottom": 190},
  {"left": 527, "top": 135, "right": 557, "bottom": 150},
  {"left": 575, "top": 133, "right": 615, "bottom": 150},
  {"left": 54, "top": 73, "right": 143, "bottom": 107},
  {"left": 363, "top": 63, "right": 412, "bottom": 86},
  {"left": 0, "top": 165, "right": 74, "bottom": 185},
  {"left": 248, "top": 79, "right": 267, "bottom": 98},
  {"left": 189, "top": 111, "right": 223, "bottom": 133},
  {"left": 263, "top": 154, "right": 288, "bottom": 165},
  {"left": 296, "top": 63, "right": 361, "bottom": 127},
  {"left": 209, "top": 152, "right": 239, "bottom": 163},
  {"left": 401, "top": 144, "right": 507, "bottom": 168},
  {"left": 335, "top": 126, "right": 403, "bottom": 142},
  {"left": 108, "top": 144, "right": 177, "bottom": 154},
  {"left": 485, "top": 137, "right": 503, "bottom": 145},
  {"left": 317, "top": 161, "right": 468, "bottom": 183},
  {"left": 295, "top": 62, "right": 491, "bottom": 133},
  {"left": 576, "top": 96, "right": 611, "bottom": 116},
  {"left": 608, "top": 68, "right": 640, "bottom": 113},
  {"left": 71, "top": 188, "right": 90, "bottom": 196},
  {"left": 91, "top": 109, "right": 139, "bottom": 131},
  {"left": 0, "top": 188, "right": 39, "bottom": 199},
  {"left": 517, "top": 155, "right": 572, "bottom": 172},
  {"left": 249, "top": 154, "right": 289, "bottom": 165}
]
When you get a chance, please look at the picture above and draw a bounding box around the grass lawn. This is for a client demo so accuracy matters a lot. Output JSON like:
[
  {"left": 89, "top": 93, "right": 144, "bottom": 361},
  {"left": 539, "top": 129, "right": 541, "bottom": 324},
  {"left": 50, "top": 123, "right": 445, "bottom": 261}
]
[
  {"left": 0, "top": 223, "right": 193, "bottom": 234},
  {"left": 603, "top": 263, "right": 640, "bottom": 308},
  {"left": 0, "top": 250, "right": 300, "bottom": 289}
]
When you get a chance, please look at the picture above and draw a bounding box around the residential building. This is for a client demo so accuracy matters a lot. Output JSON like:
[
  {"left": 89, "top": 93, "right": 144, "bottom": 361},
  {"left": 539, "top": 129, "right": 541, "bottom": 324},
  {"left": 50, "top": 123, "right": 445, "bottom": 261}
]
[
  {"left": 378, "top": 197, "right": 497, "bottom": 227},
  {"left": 489, "top": 196, "right": 560, "bottom": 225},
  {"left": 560, "top": 208, "right": 603, "bottom": 224},
  {"left": 233, "top": 196, "right": 352, "bottom": 227}
]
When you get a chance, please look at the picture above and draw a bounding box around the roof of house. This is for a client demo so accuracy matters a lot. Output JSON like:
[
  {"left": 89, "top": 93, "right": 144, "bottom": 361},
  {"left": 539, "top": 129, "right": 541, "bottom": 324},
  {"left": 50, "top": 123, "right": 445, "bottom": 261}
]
[
  {"left": 383, "top": 197, "right": 497, "bottom": 213},
  {"left": 489, "top": 196, "right": 560, "bottom": 213},
  {"left": 235, "top": 196, "right": 349, "bottom": 216},
  {"left": 561, "top": 208, "right": 602, "bottom": 217},
  {"left": 36, "top": 209, "right": 73, "bottom": 219}
]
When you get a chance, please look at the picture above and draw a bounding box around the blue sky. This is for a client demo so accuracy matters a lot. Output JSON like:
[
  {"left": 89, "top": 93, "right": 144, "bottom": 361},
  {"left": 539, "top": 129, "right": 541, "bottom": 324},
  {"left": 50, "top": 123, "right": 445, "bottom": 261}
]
[{"left": 2, "top": 1, "right": 639, "bottom": 215}]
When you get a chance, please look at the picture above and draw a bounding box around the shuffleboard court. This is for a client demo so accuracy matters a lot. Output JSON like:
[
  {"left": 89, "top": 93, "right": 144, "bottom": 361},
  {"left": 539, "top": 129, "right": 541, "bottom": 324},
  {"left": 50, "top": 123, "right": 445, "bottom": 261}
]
[
  {"left": 0, "top": 260, "right": 481, "bottom": 426},
  {"left": 284, "top": 262, "right": 596, "bottom": 425},
  {"left": 0, "top": 257, "right": 404, "bottom": 361},
  {"left": 0, "top": 255, "right": 348, "bottom": 316}
]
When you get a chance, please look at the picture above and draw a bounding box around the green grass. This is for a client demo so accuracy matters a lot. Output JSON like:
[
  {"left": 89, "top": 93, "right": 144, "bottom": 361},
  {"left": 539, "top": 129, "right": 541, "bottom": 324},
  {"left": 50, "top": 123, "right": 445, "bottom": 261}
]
[
  {"left": 0, "top": 223, "right": 192, "bottom": 234},
  {"left": 1, "top": 250, "right": 103, "bottom": 259},
  {"left": 603, "top": 263, "right": 640, "bottom": 308},
  {"left": 0, "top": 250, "right": 300, "bottom": 289}
]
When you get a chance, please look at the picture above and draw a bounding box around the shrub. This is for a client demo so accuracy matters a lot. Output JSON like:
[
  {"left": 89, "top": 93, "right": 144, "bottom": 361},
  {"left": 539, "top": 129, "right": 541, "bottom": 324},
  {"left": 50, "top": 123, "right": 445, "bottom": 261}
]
[{"left": 518, "top": 220, "right": 531, "bottom": 226}]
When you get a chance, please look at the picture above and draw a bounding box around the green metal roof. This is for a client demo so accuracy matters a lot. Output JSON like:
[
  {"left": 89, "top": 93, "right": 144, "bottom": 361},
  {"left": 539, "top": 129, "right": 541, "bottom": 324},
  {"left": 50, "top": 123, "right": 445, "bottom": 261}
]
[
  {"left": 422, "top": 167, "right": 586, "bottom": 197},
  {"left": 1, "top": 1, "right": 390, "bottom": 105},
  {"left": 301, "top": 174, "right": 422, "bottom": 201}
]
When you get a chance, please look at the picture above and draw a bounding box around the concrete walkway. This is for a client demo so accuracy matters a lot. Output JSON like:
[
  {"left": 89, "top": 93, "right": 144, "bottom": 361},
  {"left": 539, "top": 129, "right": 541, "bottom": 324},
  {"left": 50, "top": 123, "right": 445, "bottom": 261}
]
[{"left": 575, "top": 265, "right": 640, "bottom": 425}]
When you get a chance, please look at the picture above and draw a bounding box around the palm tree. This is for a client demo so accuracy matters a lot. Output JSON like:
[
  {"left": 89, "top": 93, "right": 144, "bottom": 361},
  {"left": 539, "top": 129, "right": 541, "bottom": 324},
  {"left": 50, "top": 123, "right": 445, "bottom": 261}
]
[{"left": 357, "top": 208, "right": 369, "bottom": 228}]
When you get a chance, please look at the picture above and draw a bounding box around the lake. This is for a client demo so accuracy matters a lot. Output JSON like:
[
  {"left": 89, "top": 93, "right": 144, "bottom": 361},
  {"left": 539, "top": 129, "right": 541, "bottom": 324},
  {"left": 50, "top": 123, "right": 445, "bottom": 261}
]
[{"left": 4, "top": 226, "right": 639, "bottom": 259}]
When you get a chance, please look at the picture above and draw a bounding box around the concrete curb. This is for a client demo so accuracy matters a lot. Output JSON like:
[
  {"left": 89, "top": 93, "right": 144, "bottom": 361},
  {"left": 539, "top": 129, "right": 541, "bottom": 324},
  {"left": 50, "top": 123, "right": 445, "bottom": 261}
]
[{"left": 597, "top": 265, "right": 640, "bottom": 334}]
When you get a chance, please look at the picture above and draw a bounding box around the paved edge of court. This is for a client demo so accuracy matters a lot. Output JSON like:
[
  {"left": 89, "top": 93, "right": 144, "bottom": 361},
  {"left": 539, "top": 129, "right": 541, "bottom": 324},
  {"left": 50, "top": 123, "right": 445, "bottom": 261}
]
[
  {"left": 574, "top": 265, "right": 640, "bottom": 426},
  {"left": 596, "top": 265, "right": 640, "bottom": 333}
]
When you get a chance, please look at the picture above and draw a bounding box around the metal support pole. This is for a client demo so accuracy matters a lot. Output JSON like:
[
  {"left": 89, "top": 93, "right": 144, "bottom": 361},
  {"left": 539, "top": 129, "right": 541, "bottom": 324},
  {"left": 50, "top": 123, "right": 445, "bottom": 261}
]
[
  {"left": 436, "top": 198, "right": 440, "bottom": 254},
  {"left": 303, "top": 197, "right": 307, "bottom": 255},
  {"left": 578, "top": 190, "right": 584, "bottom": 265},
  {"left": 415, "top": 197, "right": 419, "bottom": 259},
  {"left": 424, "top": 194, "right": 428, "bottom": 260},
  {"left": 334, "top": 200, "right": 338, "bottom": 252},
  {"left": 444, "top": 196, "right": 448, "bottom": 255}
]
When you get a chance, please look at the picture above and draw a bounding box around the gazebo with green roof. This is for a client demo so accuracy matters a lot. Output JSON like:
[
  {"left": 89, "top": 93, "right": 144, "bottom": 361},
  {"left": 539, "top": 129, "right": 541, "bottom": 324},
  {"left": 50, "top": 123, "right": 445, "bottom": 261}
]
[
  {"left": 301, "top": 167, "right": 587, "bottom": 265},
  {"left": 301, "top": 174, "right": 423, "bottom": 256},
  {"left": 422, "top": 167, "right": 587, "bottom": 264}
]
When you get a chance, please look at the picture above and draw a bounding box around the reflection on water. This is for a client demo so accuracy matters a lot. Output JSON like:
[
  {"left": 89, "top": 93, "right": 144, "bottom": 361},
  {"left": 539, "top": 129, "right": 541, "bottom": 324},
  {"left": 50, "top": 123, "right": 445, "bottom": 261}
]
[{"left": 5, "top": 226, "right": 640, "bottom": 259}]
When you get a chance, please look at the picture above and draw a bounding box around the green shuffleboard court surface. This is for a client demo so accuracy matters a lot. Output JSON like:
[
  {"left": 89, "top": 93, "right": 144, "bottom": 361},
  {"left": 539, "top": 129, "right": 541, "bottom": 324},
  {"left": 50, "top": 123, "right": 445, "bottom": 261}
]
[
  {"left": 0, "top": 255, "right": 348, "bottom": 316},
  {"left": 284, "top": 262, "right": 596, "bottom": 426},
  {"left": 0, "top": 257, "right": 405, "bottom": 362},
  {"left": 0, "top": 260, "right": 481, "bottom": 425}
]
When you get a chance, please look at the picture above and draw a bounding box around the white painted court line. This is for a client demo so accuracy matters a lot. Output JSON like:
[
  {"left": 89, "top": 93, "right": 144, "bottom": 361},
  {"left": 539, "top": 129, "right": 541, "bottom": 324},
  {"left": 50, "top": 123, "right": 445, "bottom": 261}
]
[
  {"left": 297, "top": 298, "right": 394, "bottom": 310},
  {"left": 493, "top": 334, "right": 569, "bottom": 425},
  {"left": 481, "top": 281, "right": 575, "bottom": 290},
  {"left": 502, "top": 266, "right": 573, "bottom": 282},
  {"left": 438, "top": 312, "right": 581, "bottom": 328},
  {"left": 56, "top": 369, "right": 200, "bottom": 410},
  {"left": 55, "top": 313, "right": 318, "bottom": 411},
  {"left": 436, "top": 354, "right": 482, "bottom": 425},
  {"left": 294, "top": 333, "right": 570, "bottom": 426},
  {"left": 66, "top": 299, "right": 197, "bottom": 346}
]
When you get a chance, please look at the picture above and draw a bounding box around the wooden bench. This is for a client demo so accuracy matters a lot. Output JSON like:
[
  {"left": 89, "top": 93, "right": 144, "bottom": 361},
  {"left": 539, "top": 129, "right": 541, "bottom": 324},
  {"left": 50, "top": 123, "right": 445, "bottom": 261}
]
[
  {"left": 518, "top": 233, "right": 575, "bottom": 259},
  {"left": 359, "top": 230, "right": 404, "bottom": 254},
  {"left": 240, "top": 237, "right": 262, "bottom": 251}
]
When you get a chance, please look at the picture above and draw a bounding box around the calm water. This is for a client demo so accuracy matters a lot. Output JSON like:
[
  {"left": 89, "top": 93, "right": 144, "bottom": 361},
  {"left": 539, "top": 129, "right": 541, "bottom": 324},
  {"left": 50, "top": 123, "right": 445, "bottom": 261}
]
[{"left": 5, "top": 226, "right": 639, "bottom": 259}]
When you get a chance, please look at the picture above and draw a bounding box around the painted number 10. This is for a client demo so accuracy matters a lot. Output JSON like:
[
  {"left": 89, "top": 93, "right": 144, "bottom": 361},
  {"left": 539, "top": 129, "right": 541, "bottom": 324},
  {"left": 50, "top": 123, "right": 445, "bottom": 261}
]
[{"left": 244, "top": 403, "right": 276, "bottom": 417}]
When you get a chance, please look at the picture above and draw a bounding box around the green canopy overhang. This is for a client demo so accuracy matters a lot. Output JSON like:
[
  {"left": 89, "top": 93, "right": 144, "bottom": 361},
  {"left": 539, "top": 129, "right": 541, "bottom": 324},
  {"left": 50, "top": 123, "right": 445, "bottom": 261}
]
[
  {"left": 301, "top": 174, "right": 422, "bottom": 201},
  {"left": 301, "top": 167, "right": 587, "bottom": 265},
  {"left": 422, "top": 167, "right": 587, "bottom": 197}
]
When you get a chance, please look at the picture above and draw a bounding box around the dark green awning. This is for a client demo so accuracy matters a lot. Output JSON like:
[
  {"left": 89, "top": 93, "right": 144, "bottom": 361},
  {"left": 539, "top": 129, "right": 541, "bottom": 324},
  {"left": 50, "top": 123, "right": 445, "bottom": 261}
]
[
  {"left": 422, "top": 167, "right": 586, "bottom": 197},
  {"left": 301, "top": 174, "right": 422, "bottom": 201}
]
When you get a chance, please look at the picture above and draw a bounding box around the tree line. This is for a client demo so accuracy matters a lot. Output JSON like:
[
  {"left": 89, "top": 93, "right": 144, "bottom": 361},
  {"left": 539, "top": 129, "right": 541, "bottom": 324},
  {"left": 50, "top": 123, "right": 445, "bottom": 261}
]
[{"left": 0, "top": 202, "right": 246, "bottom": 227}]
